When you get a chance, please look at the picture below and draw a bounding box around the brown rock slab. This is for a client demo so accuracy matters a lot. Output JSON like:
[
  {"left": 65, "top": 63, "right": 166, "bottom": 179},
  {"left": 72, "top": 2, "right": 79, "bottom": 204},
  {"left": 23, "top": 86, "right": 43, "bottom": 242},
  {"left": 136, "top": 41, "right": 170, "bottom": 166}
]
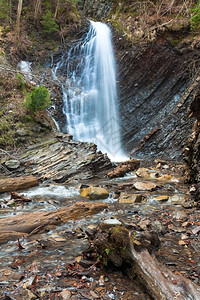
[
  {"left": 153, "top": 195, "right": 169, "bottom": 202},
  {"left": 133, "top": 182, "right": 157, "bottom": 191},
  {"left": 157, "top": 174, "right": 172, "bottom": 181},
  {"left": 0, "top": 176, "right": 39, "bottom": 193},
  {"left": 118, "top": 193, "right": 146, "bottom": 203}
]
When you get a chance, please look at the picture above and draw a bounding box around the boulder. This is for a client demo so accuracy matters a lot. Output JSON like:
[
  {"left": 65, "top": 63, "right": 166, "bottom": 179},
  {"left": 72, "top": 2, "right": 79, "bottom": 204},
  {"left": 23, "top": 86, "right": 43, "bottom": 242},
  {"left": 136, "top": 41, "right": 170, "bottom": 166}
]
[
  {"left": 80, "top": 186, "right": 109, "bottom": 200},
  {"left": 133, "top": 182, "right": 157, "bottom": 191},
  {"left": 4, "top": 159, "right": 20, "bottom": 170},
  {"left": 118, "top": 193, "right": 146, "bottom": 203},
  {"left": 16, "top": 129, "right": 30, "bottom": 137},
  {"left": 136, "top": 168, "right": 151, "bottom": 178}
]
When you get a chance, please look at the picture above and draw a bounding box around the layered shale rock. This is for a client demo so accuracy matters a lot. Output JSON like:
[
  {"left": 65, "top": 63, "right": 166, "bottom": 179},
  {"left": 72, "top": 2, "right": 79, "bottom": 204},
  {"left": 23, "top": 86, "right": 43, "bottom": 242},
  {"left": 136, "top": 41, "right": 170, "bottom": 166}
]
[
  {"left": 2, "top": 134, "right": 112, "bottom": 183},
  {"left": 115, "top": 36, "right": 200, "bottom": 159}
]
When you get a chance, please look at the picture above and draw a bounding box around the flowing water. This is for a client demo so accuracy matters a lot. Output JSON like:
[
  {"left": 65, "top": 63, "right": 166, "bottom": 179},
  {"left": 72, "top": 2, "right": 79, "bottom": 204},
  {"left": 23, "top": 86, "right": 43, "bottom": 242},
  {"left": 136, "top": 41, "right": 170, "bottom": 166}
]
[{"left": 53, "top": 21, "right": 126, "bottom": 161}]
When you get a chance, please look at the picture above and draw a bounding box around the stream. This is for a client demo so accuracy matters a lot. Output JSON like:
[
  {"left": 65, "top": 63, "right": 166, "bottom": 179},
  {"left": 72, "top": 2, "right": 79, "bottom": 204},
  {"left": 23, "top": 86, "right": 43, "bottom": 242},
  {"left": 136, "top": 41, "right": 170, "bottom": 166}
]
[{"left": 0, "top": 159, "right": 199, "bottom": 299}]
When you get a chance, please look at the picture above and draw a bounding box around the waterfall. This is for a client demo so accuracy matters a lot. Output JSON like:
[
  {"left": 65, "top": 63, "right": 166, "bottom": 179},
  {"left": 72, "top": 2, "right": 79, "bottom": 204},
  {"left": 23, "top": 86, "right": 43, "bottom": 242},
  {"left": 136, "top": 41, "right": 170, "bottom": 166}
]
[{"left": 53, "top": 21, "right": 126, "bottom": 161}]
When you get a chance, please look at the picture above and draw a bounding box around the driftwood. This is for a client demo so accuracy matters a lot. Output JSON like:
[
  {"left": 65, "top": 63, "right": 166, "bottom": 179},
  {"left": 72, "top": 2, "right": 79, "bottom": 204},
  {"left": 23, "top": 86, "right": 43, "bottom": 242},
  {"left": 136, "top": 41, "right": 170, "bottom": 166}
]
[
  {"left": 90, "top": 222, "right": 200, "bottom": 300},
  {"left": 0, "top": 231, "right": 28, "bottom": 244},
  {"left": 0, "top": 176, "right": 38, "bottom": 193},
  {"left": 107, "top": 159, "right": 140, "bottom": 179},
  {"left": 10, "top": 191, "right": 32, "bottom": 202},
  {"left": 0, "top": 201, "right": 108, "bottom": 244}
]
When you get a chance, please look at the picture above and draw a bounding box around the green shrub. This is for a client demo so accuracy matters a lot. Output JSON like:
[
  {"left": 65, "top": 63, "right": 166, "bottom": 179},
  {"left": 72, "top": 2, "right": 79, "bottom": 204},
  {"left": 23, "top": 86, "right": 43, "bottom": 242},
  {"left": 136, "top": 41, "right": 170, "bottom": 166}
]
[
  {"left": 190, "top": 1, "right": 200, "bottom": 31},
  {"left": 24, "top": 86, "right": 51, "bottom": 112},
  {"left": 41, "top": 10, "right": 59, "bottom": 34},
  {"left": 0, "top": 0, "right": 9, "bottom": 22}
]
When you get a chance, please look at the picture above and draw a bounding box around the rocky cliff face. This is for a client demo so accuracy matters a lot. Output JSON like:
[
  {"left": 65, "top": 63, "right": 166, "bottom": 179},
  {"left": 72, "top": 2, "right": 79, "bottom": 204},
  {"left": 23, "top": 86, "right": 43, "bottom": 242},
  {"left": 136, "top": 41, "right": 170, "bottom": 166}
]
[
  {"left": 115, "top": 35, "right": 200, "bottom": 160},
  {"left": 80, "top": 0, "right": 113, "bottom": 20},
  {"left": 184, "top": 84, "right": 200, "bottom": 183}
]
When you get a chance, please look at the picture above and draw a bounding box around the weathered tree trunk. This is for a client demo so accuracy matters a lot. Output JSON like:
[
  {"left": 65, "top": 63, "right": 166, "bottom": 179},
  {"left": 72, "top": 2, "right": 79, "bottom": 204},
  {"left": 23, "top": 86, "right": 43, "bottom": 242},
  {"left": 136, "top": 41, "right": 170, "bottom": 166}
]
[
  {"left": 90, "top": 223, "right": 200, "bottom": 300},
  {"left": 0, "top": 201, "right": 108, "bottom": 244},
  {"left": 15, "top": 0, "right": 23, "bottom": 39},
  {"left": 34, "top": 0, "right": 41, "bottom": 21},
  {"left": 0, "top": 176, "right": 39, "bottom": 193},
  {"left": 107, "top": 159, "right": 140, "bottom": 179},
  {"left": 131, "top": 247, "right": 200, "bottom": 300}
]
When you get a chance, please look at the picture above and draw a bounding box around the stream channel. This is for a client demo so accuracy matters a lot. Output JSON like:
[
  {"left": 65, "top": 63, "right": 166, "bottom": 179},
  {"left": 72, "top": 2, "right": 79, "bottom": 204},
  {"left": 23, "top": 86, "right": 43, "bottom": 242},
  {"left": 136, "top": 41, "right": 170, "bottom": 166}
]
[{"left": 0, "top": 159, "right": 200, "bottom": 299}]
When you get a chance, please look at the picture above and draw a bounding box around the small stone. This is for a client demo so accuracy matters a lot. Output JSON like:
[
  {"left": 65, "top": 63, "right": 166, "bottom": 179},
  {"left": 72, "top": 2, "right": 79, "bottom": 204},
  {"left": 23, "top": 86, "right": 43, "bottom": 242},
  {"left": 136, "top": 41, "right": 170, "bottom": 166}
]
[
  {"left": 103, "top": 219, "right": 122, "bottom": 226},
  {"left": 191, "top": 226, "right": 200, "bottom": 235},
  {"left": 181, "top": 233, "right": 189, "bottom": 240},
  {"left": 87, "top": 224, "right": 96, "bottom": 230},
  {"left": 16, "top": 129, "right": 30, "bottom": 137},
  {"left": 163, "top": 164, "right": 169, "bottom": 169},
  {"left": 153, "top": 195, "right": 169, "bottom": 202},
  {"left": 54, "top": 237, "right": 67, "bottom": 242},
  {"left": 182, "top": 200, "right": 196, "bottom": 209},
  {"left": 138, "top": 218, "right": 151, "bottom": 230},
  {"left": 5, "top": 159, "right": 20, "bottom": 170},
  {"left": 98, "top": 275, "right": 105, "bottom": 286},
  {"left": 190, "top": 185, "right": 196, "bottom": 194},
  {"left": 133, "top": 181, "right": 157, "bottom": 191},
  {"left": 173, "top": 211, "right": 188, "bottom": 221},
  {"left": 25, "top": 289, "right": 37, "bottom": 300},
  {"left": 151, "top": 220, "right": 166, "bottom": 234},
  {"left": 60, "top": 289, "right": 71, "bottom": 299}
]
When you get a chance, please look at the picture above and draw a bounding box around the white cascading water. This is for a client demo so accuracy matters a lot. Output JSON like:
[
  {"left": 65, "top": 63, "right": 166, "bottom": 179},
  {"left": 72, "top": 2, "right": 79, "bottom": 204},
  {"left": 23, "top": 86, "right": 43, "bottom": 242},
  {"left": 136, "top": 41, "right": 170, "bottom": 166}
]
[{"left": 53, "top": 21, "right": 126, "bottom": 161}]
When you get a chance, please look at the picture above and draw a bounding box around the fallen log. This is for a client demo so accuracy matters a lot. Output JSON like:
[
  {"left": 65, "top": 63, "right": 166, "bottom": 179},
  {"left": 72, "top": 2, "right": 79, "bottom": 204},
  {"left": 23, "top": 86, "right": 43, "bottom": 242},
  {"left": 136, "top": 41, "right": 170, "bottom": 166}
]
[
  {"left": 0, "top": 231, "right": 28, "bottom": 244},
  {"left": 107, "top": 159, "right": 140, "bottom": 179},
  {"left": 0, "top": 176, "right": 38, "bottom": 193},
  {"left": 89, "top": 221, "right": 200, "bottom": 300},
  {"left": 0, "top": 202, "right": 108, "bottom": 243}
]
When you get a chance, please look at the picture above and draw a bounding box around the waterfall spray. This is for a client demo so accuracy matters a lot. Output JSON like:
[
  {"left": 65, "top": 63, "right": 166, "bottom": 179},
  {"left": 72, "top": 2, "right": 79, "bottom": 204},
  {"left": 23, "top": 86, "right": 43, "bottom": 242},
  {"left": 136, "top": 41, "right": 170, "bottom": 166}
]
[{"left": 53, "top": 21, "right": 126, "bottom": 161}]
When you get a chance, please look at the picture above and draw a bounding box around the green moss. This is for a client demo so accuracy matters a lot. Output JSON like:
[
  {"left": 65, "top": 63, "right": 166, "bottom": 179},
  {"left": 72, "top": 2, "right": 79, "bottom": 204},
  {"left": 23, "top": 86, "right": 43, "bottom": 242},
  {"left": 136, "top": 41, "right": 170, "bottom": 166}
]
[
  {"left": 171, "top": 39, "right": 179, "bottom": 46},
  {"left": 190, "top": 1, "right": 200, "bottom": 31},
  {"left": 113, "top": 226, "right": 121, "bottom": 234},
  {"left": 0, "top": 120, "right": 9, "bottom": 134}
]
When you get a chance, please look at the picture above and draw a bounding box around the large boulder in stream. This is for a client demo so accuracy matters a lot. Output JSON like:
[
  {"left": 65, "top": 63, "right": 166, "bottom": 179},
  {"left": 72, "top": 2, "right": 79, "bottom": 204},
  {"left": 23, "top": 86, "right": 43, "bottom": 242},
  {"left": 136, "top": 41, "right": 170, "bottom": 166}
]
[{"left": 80, "top": 186, "right": 109, "bottom": 200}]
